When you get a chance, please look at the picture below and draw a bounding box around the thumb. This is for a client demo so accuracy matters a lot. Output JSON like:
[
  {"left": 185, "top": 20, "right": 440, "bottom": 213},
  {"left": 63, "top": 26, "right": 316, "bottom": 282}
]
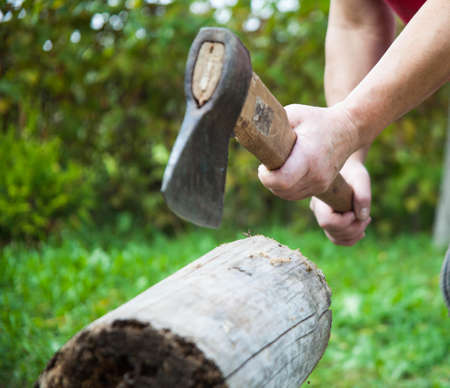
[
  {"left": 351, "top": 168, "right": 371, "bottom": 221},
  {"left": 258, "top": 164, "right": 279, "bottom": 189},
  {"left": 284, "top": 104, "right": 311, "bottom": 129},
  {"left": 258, "top": 164, "right": 271, "bottom": 183}
]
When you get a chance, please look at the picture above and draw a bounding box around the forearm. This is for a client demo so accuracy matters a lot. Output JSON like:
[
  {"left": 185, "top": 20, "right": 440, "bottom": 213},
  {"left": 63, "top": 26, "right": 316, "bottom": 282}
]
[
  {"left": 343, "top": 0, "right": 450, "bottom": 150},
  {"left": 325, "top": 0, "right": 396, "bottom": 162},
  {"left": 263, "top": 0, "right": 448, "bottom": 209},
  {"left": 325, "top": 0, "right": 395, "bottom": 104}
]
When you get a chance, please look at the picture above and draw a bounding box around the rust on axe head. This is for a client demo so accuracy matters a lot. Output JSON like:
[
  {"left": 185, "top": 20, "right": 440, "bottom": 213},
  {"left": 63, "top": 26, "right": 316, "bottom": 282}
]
[{"left": 161, "top": 27, "right": 252, "bottom": 228}]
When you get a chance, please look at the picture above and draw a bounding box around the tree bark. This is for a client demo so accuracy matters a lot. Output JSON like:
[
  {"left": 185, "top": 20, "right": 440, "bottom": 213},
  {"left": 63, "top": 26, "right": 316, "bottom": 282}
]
[
  {"left": 434, "top": 104, "right": 450, "bottom": 246},
  {"left": 36, "top": 236, "right": 332, "bottom": 388}
]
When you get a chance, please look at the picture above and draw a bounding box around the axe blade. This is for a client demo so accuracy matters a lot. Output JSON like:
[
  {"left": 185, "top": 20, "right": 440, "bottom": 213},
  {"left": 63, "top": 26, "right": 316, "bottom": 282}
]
[
  {"left": 161, "top": 107, "right": 230, "bottom": 228},
  {"left": 161, "top": 27, "right": 252, "bottom": 228}
]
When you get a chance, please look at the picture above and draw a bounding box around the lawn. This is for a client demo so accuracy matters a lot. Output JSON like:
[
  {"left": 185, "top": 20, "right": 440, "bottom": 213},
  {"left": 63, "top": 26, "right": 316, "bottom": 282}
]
[{"left": 1, "top": 226, "right": 449, "bottom": 387}]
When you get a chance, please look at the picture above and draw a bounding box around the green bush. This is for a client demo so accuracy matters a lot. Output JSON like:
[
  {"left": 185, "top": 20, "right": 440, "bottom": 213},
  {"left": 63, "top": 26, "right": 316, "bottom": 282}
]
[{"left": 0, "top": 130, "right": 93, "bottom": 241}]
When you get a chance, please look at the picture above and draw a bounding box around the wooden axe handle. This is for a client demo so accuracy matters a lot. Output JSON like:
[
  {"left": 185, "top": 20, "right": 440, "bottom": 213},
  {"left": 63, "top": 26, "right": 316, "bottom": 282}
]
[
  {"left": 234, "top": 73, "right": 353, "bottom": 213},
  {"left": 193, "top": 42, "right": 353, "bottom": 213}
]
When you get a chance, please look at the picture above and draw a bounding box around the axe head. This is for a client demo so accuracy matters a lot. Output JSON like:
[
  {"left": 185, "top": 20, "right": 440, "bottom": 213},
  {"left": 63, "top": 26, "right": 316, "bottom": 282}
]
[{"left": 161, "top": 27, "right": 252, "bottom": 228}]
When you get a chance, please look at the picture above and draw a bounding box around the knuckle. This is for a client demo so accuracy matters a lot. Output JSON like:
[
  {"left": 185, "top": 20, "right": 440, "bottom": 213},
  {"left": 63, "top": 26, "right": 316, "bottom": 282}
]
[
  {"left": 277, "top": 175, "right": 295, "bottom": 192},
  {"left": 356, "top": 193, "right": 371, "bottom": 205},
  {"left": 317, "top": 219, "right": 333, "bottom": 230},
  {"left": 258, "top": 172, "right": 272, "bottom": 187},
  {"left": 314, "top": 174, "right": 331, "bottom": 194}
]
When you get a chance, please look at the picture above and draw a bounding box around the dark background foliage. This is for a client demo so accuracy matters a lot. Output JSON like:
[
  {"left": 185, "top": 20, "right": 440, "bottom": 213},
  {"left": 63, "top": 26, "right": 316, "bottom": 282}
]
[{"left": 0, "top": 0, "right": 447, "bottom": 241}]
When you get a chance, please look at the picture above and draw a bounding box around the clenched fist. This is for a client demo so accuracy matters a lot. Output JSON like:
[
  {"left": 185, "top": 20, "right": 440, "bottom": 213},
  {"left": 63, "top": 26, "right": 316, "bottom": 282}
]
[{"left": 258, "top": 103, "right": 359, "bottom": 201}]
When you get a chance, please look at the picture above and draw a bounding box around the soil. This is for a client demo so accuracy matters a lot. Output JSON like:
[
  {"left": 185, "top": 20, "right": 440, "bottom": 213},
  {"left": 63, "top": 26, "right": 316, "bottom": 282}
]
[{"left": 35, "top": 319, "right": 227, "bottom": 388}]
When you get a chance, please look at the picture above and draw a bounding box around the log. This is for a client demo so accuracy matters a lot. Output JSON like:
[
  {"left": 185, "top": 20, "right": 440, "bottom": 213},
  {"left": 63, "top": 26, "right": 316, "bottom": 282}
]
[{"left": 36, "top": 236, "right": 332, "bottom": 388}]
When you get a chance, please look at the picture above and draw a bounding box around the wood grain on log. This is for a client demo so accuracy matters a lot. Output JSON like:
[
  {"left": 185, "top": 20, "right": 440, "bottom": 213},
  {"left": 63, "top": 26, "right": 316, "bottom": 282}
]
[{"left": 37, "top": 236, "right": 332, "bottom": 388}]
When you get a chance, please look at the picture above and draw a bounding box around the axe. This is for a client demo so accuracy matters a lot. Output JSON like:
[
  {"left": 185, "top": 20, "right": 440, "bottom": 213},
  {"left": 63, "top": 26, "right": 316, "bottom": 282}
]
[{"left": 161, "top": 27, "right": 353, "bottom": 228}]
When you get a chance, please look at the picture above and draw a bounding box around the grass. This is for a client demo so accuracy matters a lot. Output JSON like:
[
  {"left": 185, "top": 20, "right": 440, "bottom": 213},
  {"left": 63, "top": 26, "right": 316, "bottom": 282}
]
[{"left": 1, "top": 226, "right": 449, "bottom": 387}]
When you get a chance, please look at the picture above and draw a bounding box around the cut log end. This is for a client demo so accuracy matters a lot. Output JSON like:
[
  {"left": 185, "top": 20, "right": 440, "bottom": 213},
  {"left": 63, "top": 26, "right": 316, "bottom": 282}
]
[{"left": 36, "top": 319, "right": 227, "bottom": 388}]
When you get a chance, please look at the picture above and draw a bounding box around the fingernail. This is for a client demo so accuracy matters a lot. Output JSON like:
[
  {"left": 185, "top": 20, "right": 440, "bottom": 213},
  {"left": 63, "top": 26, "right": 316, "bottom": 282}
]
[{"left": 360, "top": 208, "right": 369, "bottom": 220}]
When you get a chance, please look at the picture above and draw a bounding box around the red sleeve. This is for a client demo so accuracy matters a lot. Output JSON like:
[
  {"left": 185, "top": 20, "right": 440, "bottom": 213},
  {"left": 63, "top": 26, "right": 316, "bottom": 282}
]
[{"left": 383, "top": 0, "right": 427, "bottom": 23}]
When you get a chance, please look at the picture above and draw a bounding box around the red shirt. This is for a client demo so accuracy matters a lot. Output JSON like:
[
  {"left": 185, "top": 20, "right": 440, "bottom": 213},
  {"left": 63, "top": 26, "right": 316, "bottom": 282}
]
[{"left": 384, "top": 0, "right": 426, "bottom": 22}]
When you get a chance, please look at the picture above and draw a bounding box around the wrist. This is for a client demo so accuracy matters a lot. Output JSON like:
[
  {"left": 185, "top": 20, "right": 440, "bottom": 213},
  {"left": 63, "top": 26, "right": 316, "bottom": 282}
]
[
  {"left": 342, "top": 96, "right": 382, "bottom": 148},
  {"left": 328, "top": 101, "right": 365, "bottom": 157}
]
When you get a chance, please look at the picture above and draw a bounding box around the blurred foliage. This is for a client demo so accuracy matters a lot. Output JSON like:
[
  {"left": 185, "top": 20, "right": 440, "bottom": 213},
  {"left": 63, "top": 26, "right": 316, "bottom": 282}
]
[
  {"left": 0, "top": 129, "right": 92, "bottom": 241},
  {"left": 0, "top": 0, "right": 447, "bottom": 241}
]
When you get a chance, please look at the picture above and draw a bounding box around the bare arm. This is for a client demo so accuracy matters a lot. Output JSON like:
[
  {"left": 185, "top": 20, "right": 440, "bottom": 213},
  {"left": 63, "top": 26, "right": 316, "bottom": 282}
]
[
  {"left": 309, "top": 0, "right": 396, "bottom": 245},
  {"left": 343, "top": 0, "right": 450, "bottom": 149},
  {"left": 325, "top": 0, "right": 396, "bottom": 162},
  {"left": 259, "top": 0, "right": 449, "bottom": 240}
]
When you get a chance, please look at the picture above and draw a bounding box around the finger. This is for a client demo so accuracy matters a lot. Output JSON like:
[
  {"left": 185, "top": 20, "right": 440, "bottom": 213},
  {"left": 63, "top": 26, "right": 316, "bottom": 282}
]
[
  {"left": 326, "top": 231, "right": 366, "bottom": 246},
  {"left": 351, "top": 169, "right": 371, "bottom": 221},
  {"left": 258, "top": 164, "right": 282, "bottom": 190},
  {"left": 284, "top": 104, "right": 309, "bottom": 128},
  {"left": 258, "top": 160, "right": 308, "bottom": 196},
  {"left": 313, "top": 199, "right": 356, "bottom": 230},
  {"left": 326, "top": 218, "right": 371, "bottom": 240},
  {"left": 269, "top": 184, "right": 313, "bottom": 201},
  {"left": 327, "top": 217, "right": 371, "bottom": 236},
  {"left": 257, "top": 164, "right": 290, "bottom": 192},
  {"left": 332, "top": 237, "right": 364, "bottom": 247}
]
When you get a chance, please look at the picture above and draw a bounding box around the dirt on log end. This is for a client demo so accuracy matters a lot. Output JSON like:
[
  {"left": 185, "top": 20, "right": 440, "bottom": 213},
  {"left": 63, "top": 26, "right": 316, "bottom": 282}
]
[{"left": 35, "top": 319, "right": 227, "bottom": 388}]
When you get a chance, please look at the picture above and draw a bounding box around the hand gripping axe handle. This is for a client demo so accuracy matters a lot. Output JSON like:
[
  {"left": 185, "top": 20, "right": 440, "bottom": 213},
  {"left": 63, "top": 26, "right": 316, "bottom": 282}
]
[{"left": 161, "top": 27, "right": 353, "bottom": 228}]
